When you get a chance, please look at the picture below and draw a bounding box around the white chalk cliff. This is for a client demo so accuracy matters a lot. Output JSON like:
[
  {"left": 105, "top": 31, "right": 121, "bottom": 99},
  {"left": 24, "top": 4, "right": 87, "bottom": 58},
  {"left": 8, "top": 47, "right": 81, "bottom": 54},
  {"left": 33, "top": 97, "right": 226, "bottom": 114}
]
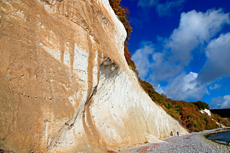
[
  {"left": 0, "top": 0, "right": 188, "bottom": 152},
  {"left": 200, "top": 109, "right": 211, "bottom": 117}
]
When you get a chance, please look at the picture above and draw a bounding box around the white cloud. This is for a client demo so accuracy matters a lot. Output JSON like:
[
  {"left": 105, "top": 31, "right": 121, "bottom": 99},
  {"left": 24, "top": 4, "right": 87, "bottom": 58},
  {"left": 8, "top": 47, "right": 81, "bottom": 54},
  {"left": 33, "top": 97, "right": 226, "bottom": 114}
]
[
  {"left": 210, "top": 95, "right": 230, "bottom": 109},
  {"left": 156, "top": 0, "right": 186, "bottom": 17},
  {"left": 132, "top": 41, "right": 182, "bottom": 82},
  {"left": 166, "top": 9, "right": 230, "bottom": 66},
  {"left": 132, "top": 42, "right": 154, "bottom": 79},
  {"left": 154, "top": 84, "right": 164, "bottom": 94},
  {"left": 150, "top": 51, "right": 182, "bottom": 81},
  {"left": 137, "top": 0, "right": 158, "bottom": 8},
  {"left": 197, "top": 33, "right": 230, "bottom": 83},
  {"left": 164, "top": 72, "right": 209, "bottom": 100},
  {"left": 209, "top": 84, "right": 221, "bottom": 90}
]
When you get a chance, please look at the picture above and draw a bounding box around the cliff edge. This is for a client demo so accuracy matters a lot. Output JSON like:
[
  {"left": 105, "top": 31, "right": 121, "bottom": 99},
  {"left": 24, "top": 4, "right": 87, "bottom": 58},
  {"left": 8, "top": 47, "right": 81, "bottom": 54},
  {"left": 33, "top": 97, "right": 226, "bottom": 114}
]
[{"left": 0, "top": 0, "right": 187, "bottom": 152}]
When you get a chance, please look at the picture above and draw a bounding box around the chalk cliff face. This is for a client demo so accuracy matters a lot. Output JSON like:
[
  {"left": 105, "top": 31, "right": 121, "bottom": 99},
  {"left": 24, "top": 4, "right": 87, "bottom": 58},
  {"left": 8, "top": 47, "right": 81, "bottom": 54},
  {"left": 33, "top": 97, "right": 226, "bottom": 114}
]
[{"left": 0, "top": 0, "right": 187, "bottom": 152}]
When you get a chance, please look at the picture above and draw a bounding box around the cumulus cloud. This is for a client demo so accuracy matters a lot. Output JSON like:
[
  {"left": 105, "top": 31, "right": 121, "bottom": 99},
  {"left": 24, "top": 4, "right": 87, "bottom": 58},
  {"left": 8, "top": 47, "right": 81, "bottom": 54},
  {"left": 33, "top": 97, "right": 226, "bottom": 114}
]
[
  {"left": 132, "top": 41, "right": 182, "bottom": 82},
  {"left": 137, "top": 0, "right": 158, "bottom": 8},
  {"left": 209, "top": 84, "right": 221, "bottom": 90},
  {"left": 132, "top": 48, "right": 209, "bottom": 100},
  {"left": 197, "top": 33, "right": 230, "bottom": 83},
  {"left": 164, "top": 72, "right": 209, "bottom": 100},
  {"left": 156, "top": 0, "right": 186, "bottom": 17},
  {"left": 132, "top": 42, "right": 154, "bottom": 79},
  {"left": 149, "top": 48, "right": 182, "bottom": 82},
  {"left": 210, "top": 95, "right": 230, "bottom": 109},
  {"left": 166, "top": 9, "right": 230, "bottom": 66}
]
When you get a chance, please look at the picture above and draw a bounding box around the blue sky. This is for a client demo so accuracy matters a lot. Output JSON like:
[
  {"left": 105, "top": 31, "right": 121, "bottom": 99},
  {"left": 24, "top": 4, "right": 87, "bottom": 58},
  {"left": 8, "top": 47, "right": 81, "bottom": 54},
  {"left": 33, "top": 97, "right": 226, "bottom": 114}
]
[{"left": 120, "top": 0, "right": 230, "bottom": 109}]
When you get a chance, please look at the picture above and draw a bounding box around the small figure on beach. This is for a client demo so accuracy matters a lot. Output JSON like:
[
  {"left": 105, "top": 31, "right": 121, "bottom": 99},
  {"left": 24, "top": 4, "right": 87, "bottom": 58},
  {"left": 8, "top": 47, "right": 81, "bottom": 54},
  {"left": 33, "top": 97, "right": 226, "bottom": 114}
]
[
  {"left": 170, "top": 131, "right": 173, "bottom": 136},
  {"left": 177, "top": 131, "right": 179, "bottom": 137}
]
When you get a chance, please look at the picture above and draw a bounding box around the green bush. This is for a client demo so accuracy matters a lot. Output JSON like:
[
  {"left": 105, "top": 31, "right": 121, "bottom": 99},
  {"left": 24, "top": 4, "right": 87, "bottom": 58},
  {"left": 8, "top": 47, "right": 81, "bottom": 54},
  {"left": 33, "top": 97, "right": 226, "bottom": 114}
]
[
  {"left": 164, "top": 102, "right": 172, "bottom": 109},
  {"left": 193, "top": 101, "right": 210, "bottom": 110}
]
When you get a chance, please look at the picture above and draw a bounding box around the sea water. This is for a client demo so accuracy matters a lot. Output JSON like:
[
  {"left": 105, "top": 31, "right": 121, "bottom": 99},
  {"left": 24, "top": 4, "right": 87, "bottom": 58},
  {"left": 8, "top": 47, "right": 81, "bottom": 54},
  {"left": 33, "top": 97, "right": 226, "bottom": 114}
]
[{"left": 207, "top": 130, "right": 230, "bottom": 145}]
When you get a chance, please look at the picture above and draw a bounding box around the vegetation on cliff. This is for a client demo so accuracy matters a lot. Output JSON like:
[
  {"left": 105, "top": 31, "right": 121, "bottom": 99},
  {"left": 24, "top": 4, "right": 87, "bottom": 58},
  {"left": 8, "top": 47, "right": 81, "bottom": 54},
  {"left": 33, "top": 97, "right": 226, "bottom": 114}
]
[{"left": 109, "top": 0, "right": 230, "bottom": 132}]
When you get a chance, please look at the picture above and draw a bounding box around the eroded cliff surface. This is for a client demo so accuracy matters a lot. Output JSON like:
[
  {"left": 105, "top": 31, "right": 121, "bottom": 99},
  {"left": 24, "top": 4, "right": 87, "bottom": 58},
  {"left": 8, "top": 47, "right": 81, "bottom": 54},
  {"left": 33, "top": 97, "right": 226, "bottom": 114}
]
[{"left": 0, "top": 0, "right": 187, "bottom": 152}]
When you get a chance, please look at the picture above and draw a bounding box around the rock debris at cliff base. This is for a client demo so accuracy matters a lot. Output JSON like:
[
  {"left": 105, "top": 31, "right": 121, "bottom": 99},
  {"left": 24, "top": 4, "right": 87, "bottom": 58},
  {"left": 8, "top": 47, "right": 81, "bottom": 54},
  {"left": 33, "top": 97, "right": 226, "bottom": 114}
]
[{"left": 121, "top": 129, "right": 230, "bottom": 153}]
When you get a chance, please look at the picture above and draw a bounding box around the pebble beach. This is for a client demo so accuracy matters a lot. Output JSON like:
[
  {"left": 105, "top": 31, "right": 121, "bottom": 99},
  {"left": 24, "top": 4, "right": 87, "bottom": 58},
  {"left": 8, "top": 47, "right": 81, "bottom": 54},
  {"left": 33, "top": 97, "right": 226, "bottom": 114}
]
[{"left": 120, "top": 128, "right": 230, "bottom": 153}]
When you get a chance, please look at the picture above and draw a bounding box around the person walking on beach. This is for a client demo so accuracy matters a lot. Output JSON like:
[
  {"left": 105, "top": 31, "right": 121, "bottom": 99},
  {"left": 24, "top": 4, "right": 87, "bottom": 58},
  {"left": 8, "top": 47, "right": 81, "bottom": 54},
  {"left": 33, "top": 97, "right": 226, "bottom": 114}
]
[
  {"left": 177, "top": 131, "right": 179, "bottom": 137},
  {"left": 170, "top": 131, "right": 173, "bottom": 136}
]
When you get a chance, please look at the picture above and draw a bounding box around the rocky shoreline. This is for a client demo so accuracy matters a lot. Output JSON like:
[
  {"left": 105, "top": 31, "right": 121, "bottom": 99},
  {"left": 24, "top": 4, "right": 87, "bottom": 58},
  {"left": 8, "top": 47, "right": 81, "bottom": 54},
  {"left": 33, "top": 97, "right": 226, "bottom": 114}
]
[{"left": 120, "top": 128, "right": 230, "bottom": 153}]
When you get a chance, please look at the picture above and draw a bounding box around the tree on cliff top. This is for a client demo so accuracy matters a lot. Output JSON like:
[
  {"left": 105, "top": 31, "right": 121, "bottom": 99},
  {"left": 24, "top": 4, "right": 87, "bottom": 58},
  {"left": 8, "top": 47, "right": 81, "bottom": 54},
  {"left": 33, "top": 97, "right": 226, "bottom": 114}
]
[{"left": 192, "top": 101, "right": 210, "bottom": 110}]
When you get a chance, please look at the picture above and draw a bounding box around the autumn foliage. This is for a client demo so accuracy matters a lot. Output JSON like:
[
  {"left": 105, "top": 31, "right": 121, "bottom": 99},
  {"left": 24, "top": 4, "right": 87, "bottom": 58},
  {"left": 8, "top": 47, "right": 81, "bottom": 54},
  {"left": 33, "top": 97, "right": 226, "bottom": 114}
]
[
  {"left": 143, "top": 90, "right": 230, "bottom": 132},
  {"left": 110, "top": 0, "right": 230, "bottom": 132}
]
